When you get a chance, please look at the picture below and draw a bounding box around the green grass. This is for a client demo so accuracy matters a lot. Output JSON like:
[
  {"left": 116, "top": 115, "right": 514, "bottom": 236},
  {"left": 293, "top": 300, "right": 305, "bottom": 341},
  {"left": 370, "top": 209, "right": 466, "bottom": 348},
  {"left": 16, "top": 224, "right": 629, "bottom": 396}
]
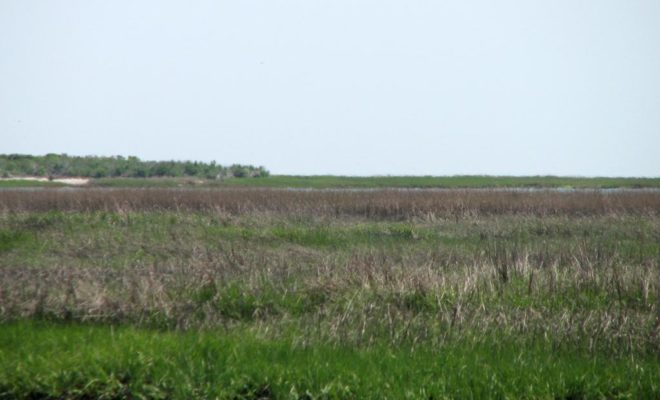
[
  {"left": 0, "top": 180, "right": 65, "bottom": 188},
  {"left": 0, "top": 229, "right": 33, "bottom": 253},
  {"left": 2, "top": 211, "right": 657, "bottom": 281},
  {"left": 89, "top": 175, "right": 660, "bottom": 189},
  {"left": 1, "top": 322, "right": 657, "bottom": 399},
  {"left": 2, "top": 211, "right": 657, "bottom": 266}
]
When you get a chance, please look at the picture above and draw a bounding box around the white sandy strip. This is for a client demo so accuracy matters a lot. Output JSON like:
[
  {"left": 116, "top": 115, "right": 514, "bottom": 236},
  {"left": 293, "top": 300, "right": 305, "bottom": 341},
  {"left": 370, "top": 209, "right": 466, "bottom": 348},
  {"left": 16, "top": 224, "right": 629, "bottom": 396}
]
[{"left": 1, "top": 177, "right": 90, "bottom": 185}]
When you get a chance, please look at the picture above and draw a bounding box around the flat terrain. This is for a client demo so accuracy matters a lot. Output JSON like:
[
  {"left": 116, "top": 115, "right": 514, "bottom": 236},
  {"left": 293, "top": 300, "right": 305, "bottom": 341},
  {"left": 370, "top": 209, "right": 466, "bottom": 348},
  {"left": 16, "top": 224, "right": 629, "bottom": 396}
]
[
  {"left": 0, "top": 188, "right": 658, "bottom": 398},
  {"left": 92, "top": 175, "right": 660, "bottom": 188},
  {"left": 3, "top": 174, "right": 660, "bottom": 189}
]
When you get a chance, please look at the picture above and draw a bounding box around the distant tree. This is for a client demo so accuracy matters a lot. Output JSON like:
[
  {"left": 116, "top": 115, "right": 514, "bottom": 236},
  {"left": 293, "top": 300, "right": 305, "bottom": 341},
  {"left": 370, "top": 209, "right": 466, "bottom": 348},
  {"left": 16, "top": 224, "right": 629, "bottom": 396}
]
[
  {"left": 255, "top": 166, "right": 270, "bottom": 178},
  {"left": 93, "top": 168, "right": 108, "bottom": 178},
  {"left": 183, "top": 162, "right": 199, "bottom": 176},
  {"left": 0, "top": 154, "right": 269, "bottom": 180},
  {"left": 229, "top": 164, "right": 249, "bottom": 178},
  {"left": 133, "top": 167, "right": 147, "bottom": 178}
]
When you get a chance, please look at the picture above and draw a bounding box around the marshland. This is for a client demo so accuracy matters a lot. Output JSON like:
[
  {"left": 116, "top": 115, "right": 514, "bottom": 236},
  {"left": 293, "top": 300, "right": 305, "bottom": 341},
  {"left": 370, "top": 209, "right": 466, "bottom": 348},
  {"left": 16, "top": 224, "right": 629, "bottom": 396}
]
[
  {"left": 5, "top": 0, "right": 660, "bottom": 397},
  {"left": 0, "top": 187, "right": 658, "bottom": 398}
]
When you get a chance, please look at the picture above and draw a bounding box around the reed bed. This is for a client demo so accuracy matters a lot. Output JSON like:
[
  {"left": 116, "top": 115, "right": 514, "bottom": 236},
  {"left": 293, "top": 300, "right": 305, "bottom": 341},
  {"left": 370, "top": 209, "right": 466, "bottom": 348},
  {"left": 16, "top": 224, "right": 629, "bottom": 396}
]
[{"left": 1, "top": 188, "right": 659, "bottom": 217}]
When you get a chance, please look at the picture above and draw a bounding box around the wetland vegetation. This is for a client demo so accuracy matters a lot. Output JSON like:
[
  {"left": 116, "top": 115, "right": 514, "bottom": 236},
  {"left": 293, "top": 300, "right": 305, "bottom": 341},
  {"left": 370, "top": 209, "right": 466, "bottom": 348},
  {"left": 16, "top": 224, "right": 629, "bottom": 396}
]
[{"left": 0, "top": 188, "right": 658, "bottom": 398}]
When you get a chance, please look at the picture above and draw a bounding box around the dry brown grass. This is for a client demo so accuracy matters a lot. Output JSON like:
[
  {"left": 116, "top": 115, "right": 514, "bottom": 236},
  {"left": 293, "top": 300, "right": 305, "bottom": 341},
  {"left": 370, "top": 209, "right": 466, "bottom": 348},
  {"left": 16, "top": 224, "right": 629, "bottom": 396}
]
[
  {"left": 1, "top": 188, "right": 659, "bottom": 217},
  {"left": 1, "top": 237, "right": 657, "bottom": 353}
]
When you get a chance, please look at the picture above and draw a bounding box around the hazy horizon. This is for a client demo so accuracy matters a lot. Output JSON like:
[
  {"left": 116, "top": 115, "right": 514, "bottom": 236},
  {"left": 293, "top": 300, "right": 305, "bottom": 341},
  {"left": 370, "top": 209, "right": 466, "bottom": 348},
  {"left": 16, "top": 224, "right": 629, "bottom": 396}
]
[{"left": 2, "top": 1, "right": 659, "bottom": 176}]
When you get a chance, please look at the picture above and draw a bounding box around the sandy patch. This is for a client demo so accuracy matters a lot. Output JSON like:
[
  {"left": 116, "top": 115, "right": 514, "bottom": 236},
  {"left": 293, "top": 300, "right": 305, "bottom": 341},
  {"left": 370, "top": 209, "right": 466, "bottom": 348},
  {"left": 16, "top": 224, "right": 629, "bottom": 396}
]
[{"left": 1, "top": 177, "right": 90, "bottom": 185}]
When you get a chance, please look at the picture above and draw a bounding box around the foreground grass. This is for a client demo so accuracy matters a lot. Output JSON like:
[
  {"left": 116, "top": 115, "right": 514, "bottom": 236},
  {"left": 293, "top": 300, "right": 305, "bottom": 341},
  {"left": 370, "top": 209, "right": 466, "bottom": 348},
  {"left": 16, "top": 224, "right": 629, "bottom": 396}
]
[
  {"left": 1, "top": 322, "right": 657, "bottom": 399},
  {"left": 87, "top": 175, "right": 660, "bottom": 189}
]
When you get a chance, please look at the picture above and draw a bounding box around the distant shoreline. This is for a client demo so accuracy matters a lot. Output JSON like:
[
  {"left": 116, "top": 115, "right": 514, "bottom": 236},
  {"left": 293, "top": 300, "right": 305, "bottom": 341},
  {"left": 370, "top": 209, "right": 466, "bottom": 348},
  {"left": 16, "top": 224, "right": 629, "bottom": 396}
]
[{"left": 1, "top": 175, "right": 660, "bottom": 189}]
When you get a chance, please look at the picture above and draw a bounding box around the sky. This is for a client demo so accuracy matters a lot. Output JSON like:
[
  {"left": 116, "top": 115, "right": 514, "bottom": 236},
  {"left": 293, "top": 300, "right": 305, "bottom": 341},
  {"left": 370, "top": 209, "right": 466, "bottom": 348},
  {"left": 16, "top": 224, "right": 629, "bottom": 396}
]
[{"left": 1, "top": 1, "right": 659, "bottom": 176}]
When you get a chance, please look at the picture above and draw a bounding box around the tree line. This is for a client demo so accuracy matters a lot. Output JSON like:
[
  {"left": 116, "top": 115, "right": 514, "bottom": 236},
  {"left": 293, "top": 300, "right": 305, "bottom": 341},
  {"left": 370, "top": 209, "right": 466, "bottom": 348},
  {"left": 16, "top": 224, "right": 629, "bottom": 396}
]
[{"left": 0, "top": 154, "right": 269, "bottom": 179}]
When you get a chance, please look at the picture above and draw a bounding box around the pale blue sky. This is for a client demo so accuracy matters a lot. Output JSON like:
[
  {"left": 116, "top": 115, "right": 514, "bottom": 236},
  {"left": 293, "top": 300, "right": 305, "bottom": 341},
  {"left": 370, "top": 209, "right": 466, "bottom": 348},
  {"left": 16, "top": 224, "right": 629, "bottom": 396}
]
[{"left": 1, "top": 1, "right": 659, "bottom": 176}]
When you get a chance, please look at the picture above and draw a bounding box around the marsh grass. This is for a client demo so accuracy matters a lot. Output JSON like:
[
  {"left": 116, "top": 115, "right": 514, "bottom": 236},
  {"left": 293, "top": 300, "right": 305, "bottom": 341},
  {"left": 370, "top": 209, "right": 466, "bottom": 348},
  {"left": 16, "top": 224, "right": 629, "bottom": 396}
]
[
  {"left": 1, "top": 321, "right": 658, "bottom": 399},
  {"left": 2, "top": 188, "right": 660, "bottom": 217},
  {"left": 0, "top": 189, "right": 658, "bottom": 398}
]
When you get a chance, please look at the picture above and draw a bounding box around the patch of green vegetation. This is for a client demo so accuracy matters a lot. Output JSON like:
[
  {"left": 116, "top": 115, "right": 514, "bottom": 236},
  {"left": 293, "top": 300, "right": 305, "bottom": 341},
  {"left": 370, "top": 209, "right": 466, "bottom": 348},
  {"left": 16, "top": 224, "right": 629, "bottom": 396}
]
[
  {"left": 212, "top": 175, "right": 660, "bottom": 189},
  {"left": 191, "top": 282, "right": 331, "bottom": 322},
  {"left": 201, "top": 222, "right": 452, "bottom": 252},
  {"left": 268, "top": 223, "right": 432, "bottom": 248},
  {"left": 0, "top": 229, "right": 34, "bottom": 253},
  {"left": 0, "top": 322, "right": 657, "bottom": 399},
  {"left": 491, "top": 275, "right": 624, "bottom": 311},
  {"left": 92, "top": 177, "right": 191, "bottom": 187},
  {"left": 0, "top": 180, "right": 65, "bottom": 188}
]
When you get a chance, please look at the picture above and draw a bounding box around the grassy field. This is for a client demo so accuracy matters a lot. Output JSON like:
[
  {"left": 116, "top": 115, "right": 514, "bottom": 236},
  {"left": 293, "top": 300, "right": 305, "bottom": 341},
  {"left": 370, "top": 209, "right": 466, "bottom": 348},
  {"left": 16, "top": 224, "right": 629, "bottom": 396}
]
[
  {"left": 0, "top": 180, "right": 65, "bottom": 188},
  {"left": 197, "top": 175, "right": 660, "bottom": 189},
  {"left": 92, "top": 175, "right": 660, "bottom": 188},
  {"left": 0, "top": 188, "right": 658, "bottom": 398},
  {"left": 3, "top": 174, "right": 660, "bottom": 189}
]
